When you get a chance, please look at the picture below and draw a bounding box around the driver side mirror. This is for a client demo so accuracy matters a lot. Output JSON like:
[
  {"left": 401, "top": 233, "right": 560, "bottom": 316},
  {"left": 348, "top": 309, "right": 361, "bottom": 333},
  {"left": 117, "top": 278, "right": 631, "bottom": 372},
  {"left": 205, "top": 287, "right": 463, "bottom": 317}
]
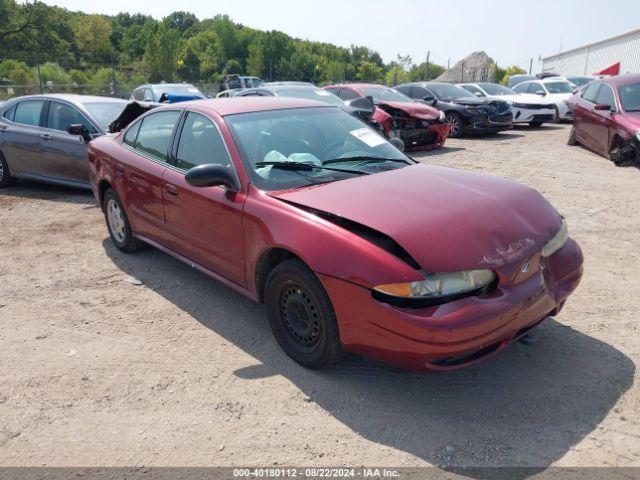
[
  {"left": 389, "top": 137, "right": 405, "bottom": 152},
  {"left": 474, "top": 91, "right": 483, "bottom": 97},
  {"left": 185, "top": 163, "right": 239, "bottom": 191},
  {"left": 535, "top": 90, "right": 546, "bottom": 96},
  {"left": 67, "top": 124, "right": 92, "bottom": 143},
  {"left": 346, "top": 95, "right": 375, "bottom": 111},
  {"left": 422, "top": 95, "right": 437, "bottom": 106},
  {"left": 594, "top": 103, "right": 613, "bottom": 112}
]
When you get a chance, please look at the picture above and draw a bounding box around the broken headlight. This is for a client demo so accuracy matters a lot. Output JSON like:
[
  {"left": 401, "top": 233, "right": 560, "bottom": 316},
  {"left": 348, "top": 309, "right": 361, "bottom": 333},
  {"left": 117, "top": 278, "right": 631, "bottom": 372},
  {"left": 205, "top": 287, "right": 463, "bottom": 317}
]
[
  {"left": 438, "top": 110, "right": 446, "bottom": 122},
  {"left": 541, "top": 219, "right": 568, "bottom": 257},
  {"left": 373, "top": 270, "right": 496, "bottom": 307}
]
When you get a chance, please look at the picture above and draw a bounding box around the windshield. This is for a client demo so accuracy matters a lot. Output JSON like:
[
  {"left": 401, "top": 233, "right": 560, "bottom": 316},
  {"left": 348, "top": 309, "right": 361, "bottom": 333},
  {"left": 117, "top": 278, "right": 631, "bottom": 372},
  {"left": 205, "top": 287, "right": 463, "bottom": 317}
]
[
  {"left": 82, "top": 101, "right": 127, "bottom": 130},
  {"left": 359, "top": 86, "right": 412, "bottom": 103},
  {"left": 544, "top": 82, "right": 573, "bottom": 94},
  {"left": 276, "top": 88, "right": 345, "bottom": 106},
  {"left": 225, "top": 107, "right": 410, "bottom": 191},
  {"left": 428, "top": 84, "right": 474, "bottom": 101},
  {"left": 152, "top": 85, "right": 205, "bottom": 98},
  {"left": 478, "top": 83, "right": 515, "bottom": 96},
  {"left": 619, "top": 82, "right": 640, "bottom": 112}
]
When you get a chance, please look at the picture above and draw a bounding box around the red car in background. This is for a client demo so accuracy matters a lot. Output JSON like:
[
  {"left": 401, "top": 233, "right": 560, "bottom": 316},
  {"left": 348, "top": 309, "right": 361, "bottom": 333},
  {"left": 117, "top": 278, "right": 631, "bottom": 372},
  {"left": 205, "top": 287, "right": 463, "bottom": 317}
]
[
  {"left": 324, "top": 83, "right": 450, "bottom": 151},
  {"left": 89, "top": 97, "right": 582, "bottom": 372},
  {"left": 569, "top": 74, "right": 640, "bottom": 165}
]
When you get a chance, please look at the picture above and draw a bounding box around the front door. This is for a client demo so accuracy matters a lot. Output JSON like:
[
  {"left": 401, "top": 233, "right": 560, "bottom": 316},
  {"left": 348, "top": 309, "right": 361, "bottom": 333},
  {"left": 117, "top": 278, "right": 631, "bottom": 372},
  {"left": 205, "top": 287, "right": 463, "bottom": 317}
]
[
  {"left": 161, "top": 111, "right": 246, "bottom": 286},
  {"left": 591, "top": 83, "right": 617, "bottom": 156},
  {"left": 39, "top": 100, "right": 96, "bottom": 184},
  {"left": 0, "top": 99, "right": 46, "bottom": 177}
]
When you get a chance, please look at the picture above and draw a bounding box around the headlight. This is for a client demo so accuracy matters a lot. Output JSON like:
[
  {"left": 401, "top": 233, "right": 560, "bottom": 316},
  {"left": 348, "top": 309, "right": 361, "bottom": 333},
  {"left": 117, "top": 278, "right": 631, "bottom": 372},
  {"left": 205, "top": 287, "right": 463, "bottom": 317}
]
[
  {"left": 541, "top": 219, "right": 568, "bottom": 257},
  {"left": 374, "top": 269, "right": 496, "bottom": 306}
]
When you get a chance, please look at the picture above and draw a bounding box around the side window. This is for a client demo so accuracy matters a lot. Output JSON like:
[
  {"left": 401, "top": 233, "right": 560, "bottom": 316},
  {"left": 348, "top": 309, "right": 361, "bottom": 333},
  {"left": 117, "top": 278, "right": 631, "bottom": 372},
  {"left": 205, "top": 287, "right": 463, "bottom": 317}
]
[
  {"left": 595, "top": 84, "right": 615, "bottom": 107},
  {"left": 581, "top": 83, "right": 600, "bottom": 103},
  {"left": 529, "top": 83, "right": 545, "bottom": 94},
  {"left": 13, "top": 100, "right": 44, "bottom": 126},
  {"left": 513, "top": 83, "right": 528, "bottom": 94},
  {"left": 463, "top": 85, "right": 483, "bottom": 96},
  {"left": 134, "top": 111, "right": 181, "bottom": 161},
  {"left": 132, "top": 89, "right": 144, "bottom": 101},
  {"left": 395, "top": 85, "right": 411, "bottom": 96},
  {"left": 338, "top": 88, "right": 359, "bottom": 101},
  {"left": 143, "top": 89, "right": 154, "bottom": 102},
  {"left": 324, "top": 87, "right": 340, "bottom": 96},
  {"left": 2, "top": 104, "right": 16, "bottom": 121},
  {"left": 175, "top": 112, "right": 231, "bottom": 171},
  {"left": 123, "top": 119, "right": 142, "bottom": 147},
  {"left": 46, "top": 101, "right": 96, "bottom": 133}
]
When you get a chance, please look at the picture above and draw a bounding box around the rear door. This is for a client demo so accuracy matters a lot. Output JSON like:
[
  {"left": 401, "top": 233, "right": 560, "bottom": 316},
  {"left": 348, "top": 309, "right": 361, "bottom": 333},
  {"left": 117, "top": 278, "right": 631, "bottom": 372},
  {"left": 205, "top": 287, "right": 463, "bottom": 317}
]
[
  {"left": 121, "top": 110, "right": 182, "bottom": 243},
  {"left": 591, "top": 83, "right": 617, "bottom": 156},
  {"left": 161, "top": 111, "right": 246, "bottom": 285},
  {"left": 39, "top": 100, "right": 98, "bottom": 184},
  {"left": 574, "top": 82, "right": 601, "bottom": 148},
  {"left": 0, "top": 99, "right": 46, "bottom": 177}
]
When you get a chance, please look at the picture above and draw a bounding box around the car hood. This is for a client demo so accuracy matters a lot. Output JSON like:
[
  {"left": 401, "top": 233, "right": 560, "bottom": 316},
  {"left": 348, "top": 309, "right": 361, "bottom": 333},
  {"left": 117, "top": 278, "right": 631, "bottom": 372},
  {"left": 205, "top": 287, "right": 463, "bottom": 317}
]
[
  {"left": 269, "top": 164, "right": 562, "bottom": 274},
  {"left": 377, "top": 100, "right": 439, "bottom": 120}
]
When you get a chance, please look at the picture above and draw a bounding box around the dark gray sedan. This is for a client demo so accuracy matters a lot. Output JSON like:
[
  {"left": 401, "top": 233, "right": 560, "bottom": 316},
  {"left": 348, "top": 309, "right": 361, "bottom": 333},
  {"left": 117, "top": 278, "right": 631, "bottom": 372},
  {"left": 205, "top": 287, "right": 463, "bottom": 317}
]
[{"left": 0, "top": 94, "right": 126, "bottom": 189}]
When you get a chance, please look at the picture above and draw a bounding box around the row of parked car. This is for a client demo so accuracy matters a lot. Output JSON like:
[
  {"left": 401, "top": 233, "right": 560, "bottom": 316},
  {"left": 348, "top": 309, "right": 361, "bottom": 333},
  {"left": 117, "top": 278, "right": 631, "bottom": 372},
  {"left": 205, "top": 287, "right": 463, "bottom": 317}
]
[{"left": 0, "top": 78, "right": 585, "bottom": 372}]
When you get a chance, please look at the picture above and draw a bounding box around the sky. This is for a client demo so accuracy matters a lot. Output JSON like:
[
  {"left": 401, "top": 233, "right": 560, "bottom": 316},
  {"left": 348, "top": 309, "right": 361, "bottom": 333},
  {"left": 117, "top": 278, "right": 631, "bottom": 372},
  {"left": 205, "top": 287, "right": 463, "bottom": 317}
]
[{"left": 42, "top": 0, "right": 640, "bottom": 73}]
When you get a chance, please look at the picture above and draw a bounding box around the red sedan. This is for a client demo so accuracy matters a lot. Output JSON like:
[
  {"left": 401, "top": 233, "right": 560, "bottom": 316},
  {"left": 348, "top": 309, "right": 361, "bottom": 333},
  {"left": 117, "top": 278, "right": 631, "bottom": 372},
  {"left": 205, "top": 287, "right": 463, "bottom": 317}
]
[
  {"left": 89, "top": 97, "right": 583, "bottom": 371},
  {"left": 569, "top": 74, "right": 640, "bottom": 165},
  {"left": 324, "top": 83, "right": 450, "bottom": 151}
]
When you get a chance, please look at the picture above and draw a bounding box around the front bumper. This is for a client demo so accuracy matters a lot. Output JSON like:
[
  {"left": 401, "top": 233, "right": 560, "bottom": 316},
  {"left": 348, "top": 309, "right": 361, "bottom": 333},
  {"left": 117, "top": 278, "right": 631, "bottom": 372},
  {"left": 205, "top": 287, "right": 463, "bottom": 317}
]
[
  {"left": 321, "top": 238, "right": 583, "bottom": 371},
  {"left": 465, "top": 113, "right": 513, "bottom": 133},
  {"left": 389, "top": 122, "right": 451, "bottom": 152},
  {"left": 511, "top": 106, "right": 556, "bottom": 124}
]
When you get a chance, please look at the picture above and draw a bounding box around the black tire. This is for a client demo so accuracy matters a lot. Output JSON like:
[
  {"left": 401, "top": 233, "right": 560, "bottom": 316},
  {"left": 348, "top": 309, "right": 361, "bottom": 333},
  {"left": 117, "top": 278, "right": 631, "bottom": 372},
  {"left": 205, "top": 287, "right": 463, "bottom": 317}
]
[
  {"left": 567, "top": 126, "right": 578, "bottom": 146},
  {"left": 265, "top": 258, "right": 345, "bottom": 369},
  {"left": 609, "top": 138, "right": 625, "bottom": 166},
  {"left": 445, "top": 112, "right": 464, "bottom": 138},
  {"left": 102, "top": 188, "right": 145, "bottom": 253},
  {"left": 529, "top": 122, "right": 543, "bottom": 127},
  {"left": 0, "top": 152, "right": 17, "bottom": 188}
]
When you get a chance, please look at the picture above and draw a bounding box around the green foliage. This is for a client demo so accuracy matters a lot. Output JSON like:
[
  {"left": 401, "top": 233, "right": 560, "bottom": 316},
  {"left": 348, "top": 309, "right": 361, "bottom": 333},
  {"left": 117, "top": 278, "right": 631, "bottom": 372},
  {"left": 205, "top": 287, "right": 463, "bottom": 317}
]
[
  {"left": 495, "top": 65, "right": 527, "bottom": 85},
  {"left": 143, "top": 23, "right": 180, "bottom": 82},
  {"left": 0, "top": 59, "right": 34, "bottom": 85}
]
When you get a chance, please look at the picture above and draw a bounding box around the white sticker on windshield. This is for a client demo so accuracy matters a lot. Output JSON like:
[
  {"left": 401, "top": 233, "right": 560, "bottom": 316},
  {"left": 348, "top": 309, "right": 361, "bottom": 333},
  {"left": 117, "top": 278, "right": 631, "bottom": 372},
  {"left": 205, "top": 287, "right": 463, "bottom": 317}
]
[
  {"left": 350, "top": 128, "right": 386, "bottom": 147},
  {"left": 314, "top": 90, "right": 331, "bottom": 96}
]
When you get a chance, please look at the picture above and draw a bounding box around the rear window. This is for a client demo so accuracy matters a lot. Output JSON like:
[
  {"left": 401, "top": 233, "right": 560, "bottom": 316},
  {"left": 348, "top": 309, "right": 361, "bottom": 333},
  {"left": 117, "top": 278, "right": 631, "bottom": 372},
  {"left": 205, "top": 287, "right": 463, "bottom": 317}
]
[
  {"left": 133, "top": 111, "right": 181, "bottom": 161},
  {"left": 2, "top": 104, "right": 16, "bottom": 122}
]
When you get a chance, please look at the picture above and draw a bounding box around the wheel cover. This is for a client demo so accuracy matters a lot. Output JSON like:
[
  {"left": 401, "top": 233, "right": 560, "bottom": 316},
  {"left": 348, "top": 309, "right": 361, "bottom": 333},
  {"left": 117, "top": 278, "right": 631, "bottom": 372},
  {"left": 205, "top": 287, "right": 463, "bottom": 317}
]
[
  {"left": 280, "top": 284, "right": 321, "bottom": 351},
  {"left": 447, "top": 115, "right": 461, "bottom": 136},
  {"left": 107, "top": 198, "right": 126, "bottom": 244}
]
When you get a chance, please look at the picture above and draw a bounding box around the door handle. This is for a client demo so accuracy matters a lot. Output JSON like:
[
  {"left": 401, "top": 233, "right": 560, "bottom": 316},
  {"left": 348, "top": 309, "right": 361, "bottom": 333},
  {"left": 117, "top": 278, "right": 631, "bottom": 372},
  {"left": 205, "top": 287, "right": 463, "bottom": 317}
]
[
  {"left": 39, "top": 133, "right": 52, "bottom": 141},
  {"left": 165, "top": 184, "right": 179, "bottom": 197}
]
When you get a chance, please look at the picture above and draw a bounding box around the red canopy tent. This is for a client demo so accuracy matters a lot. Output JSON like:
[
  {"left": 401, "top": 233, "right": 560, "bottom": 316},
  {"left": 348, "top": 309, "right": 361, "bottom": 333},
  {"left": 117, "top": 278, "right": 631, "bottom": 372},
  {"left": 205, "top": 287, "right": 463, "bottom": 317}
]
[{"left": 595, "top": 62, "right": 620, "bottom": 76}]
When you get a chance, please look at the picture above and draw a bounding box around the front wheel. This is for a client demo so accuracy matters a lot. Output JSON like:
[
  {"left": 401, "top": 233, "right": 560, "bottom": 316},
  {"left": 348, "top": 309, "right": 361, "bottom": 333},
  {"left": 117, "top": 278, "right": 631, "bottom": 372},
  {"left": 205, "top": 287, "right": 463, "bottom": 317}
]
[
  {"left": 0, "top": 152, "right": 17, "bottom": 188},
  {"left": 103, "top": 189, "right": 145, "bottom": 253},
  {"left": 445, "top": 112, "right": 464, "bottom": 138},
  {"left": 265, "top": 259, "right": 345, "bottom": 369},
  {"left": 529, "top": 122, "right": 543, "bottom": 127}
]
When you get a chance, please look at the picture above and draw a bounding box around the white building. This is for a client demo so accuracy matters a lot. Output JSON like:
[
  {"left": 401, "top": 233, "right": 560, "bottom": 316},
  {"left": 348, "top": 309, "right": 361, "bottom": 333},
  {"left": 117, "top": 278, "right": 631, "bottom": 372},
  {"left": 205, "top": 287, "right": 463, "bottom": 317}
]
[{"left": 542, "top": 28, "right": 640, "bottom": 76}]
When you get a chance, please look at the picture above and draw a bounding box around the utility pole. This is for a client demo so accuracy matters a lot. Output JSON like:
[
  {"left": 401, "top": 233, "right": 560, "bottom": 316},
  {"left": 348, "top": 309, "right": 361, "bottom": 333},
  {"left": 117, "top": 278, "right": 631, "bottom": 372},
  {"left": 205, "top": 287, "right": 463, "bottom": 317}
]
[
  {"left": 447, "top": 58, "right": 450, "bottom": 69},
  {"left": 424, "top": 51, "right": 430, "bottom": 81},
  {"left": 529, "top": 58, "right": 533, "bottom": 75},
  {"left": 110, "top": 53, "right": 118, "bottom": 97},
  {"left": 35, "top": 52, "right": 43, "bottom": 94}
]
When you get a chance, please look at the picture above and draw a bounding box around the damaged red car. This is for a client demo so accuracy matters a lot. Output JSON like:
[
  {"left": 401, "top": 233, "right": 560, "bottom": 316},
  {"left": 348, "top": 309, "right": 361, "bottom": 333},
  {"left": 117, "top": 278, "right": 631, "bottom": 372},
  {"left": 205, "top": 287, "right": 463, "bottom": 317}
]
[
  {"left": 324, "top": 83, "right": 450, "bottom": 151},
  {"left": 90, "top": 97, "right": 583, "bottom": 371}
]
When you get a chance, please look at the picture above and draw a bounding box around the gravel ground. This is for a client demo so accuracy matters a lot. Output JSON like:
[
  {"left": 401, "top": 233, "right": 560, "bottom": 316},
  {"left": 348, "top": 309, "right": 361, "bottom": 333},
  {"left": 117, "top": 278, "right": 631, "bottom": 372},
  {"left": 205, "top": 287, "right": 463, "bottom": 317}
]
[{"left": 1, "top": 123, "right": 639, "bottom": 469}]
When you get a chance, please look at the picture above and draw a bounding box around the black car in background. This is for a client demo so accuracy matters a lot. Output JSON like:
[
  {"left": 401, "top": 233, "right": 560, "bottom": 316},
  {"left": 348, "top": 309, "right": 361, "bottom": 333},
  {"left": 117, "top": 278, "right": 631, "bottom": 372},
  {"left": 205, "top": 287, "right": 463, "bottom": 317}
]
[{"left": 395, "top": 82, "right": 512, "bottom": 137}]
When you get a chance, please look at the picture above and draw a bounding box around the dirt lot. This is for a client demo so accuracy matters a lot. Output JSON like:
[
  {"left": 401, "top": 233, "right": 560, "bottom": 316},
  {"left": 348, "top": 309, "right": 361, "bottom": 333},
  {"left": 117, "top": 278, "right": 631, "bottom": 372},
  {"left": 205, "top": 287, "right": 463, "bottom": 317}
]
[{"left": 1, "top": 123, "right": 639, "bottom": 469}]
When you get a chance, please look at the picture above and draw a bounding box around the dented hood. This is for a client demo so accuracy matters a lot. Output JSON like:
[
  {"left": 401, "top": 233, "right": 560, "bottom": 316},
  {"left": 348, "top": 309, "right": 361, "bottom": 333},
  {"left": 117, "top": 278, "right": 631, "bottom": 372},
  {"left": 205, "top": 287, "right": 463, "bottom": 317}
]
[
  {"left": 269, "top": 164, "right": 562, "bottom": 273},
  {"left": 377, "top": 100, "right": 440, "bottom": 120}
]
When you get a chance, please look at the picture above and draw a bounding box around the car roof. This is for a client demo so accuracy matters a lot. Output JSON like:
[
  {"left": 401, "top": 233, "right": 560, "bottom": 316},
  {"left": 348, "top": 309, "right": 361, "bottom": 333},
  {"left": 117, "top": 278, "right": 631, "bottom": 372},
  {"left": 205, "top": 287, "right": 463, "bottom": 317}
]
[
  {"left": 156, "top": 97, "right": 332, "bottom": 116},
  {"left": 604, "top": 73, "right": 640, "bottom": 87},
  {"left": 3, "top": 93, "right": 126, "bottom": 104}
]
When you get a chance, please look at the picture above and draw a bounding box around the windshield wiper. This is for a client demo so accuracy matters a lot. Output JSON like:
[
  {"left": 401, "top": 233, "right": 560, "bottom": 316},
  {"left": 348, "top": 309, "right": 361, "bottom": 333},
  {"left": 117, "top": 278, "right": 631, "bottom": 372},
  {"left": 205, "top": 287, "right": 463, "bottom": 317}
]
[
  {"left": 323, "top": 156, "right": 412, "bottom": 165},
  {"left": 255, "top": 161, "right": 369, "bottom": 175}
]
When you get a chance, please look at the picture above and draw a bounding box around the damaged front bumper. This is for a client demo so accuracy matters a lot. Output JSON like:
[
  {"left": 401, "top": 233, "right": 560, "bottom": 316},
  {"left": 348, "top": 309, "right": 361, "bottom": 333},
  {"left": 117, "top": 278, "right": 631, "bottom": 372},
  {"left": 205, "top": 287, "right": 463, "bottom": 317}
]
[
  {"left": 611, "top": 134, "right": 640, "bottom": 165},
  {"left": 390, "top": 122, "right": 451, "bottom": 151},
  {"left": 320, "top": 238, "right": 583, "bottom": 372}
]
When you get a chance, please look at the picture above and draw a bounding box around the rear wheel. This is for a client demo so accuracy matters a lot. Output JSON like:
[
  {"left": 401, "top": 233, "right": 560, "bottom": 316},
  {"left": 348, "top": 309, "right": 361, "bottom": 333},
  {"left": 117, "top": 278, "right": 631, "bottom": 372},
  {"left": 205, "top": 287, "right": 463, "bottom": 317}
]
[
  {"left": 446, "top": 112, "right": 464, "bottom": 138},
  {"left": 0, "top": 152, "right": 17, "bottom": 188},
  {"left": 103, "top": 189, "right": 145, "bottom": 253},
  {"left": 265, "top": 259, "right": 345, "bottom": 369}
]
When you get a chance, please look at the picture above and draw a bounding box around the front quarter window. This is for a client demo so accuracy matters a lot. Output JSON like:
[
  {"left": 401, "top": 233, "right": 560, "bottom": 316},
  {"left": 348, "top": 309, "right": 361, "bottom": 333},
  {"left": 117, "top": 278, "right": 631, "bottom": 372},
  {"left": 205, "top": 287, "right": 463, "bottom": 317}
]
[{"left": 133, "top": 110, "right": 181, "bottom": 161}]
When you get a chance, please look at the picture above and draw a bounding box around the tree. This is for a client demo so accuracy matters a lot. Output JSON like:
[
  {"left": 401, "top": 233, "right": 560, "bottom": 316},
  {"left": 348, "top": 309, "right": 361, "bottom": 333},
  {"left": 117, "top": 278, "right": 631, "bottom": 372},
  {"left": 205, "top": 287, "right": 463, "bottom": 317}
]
[
  {"left": 72, "top": 15, "right": 113, "bottom": 60},
  {"left": 356, "top": 61, "right": 383, "bottom": 82},
  {"left": 495, "top": 65, "right": 527, "bottom": 85},
  {"left": 143, "top": 24, "right": 180, "bottom": 82},
  {"left": 164, "top": 11, "right": 198, "bottom": 36},
  {"left": 0, "top": 59, "right": 35, "bottom": 85}
]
